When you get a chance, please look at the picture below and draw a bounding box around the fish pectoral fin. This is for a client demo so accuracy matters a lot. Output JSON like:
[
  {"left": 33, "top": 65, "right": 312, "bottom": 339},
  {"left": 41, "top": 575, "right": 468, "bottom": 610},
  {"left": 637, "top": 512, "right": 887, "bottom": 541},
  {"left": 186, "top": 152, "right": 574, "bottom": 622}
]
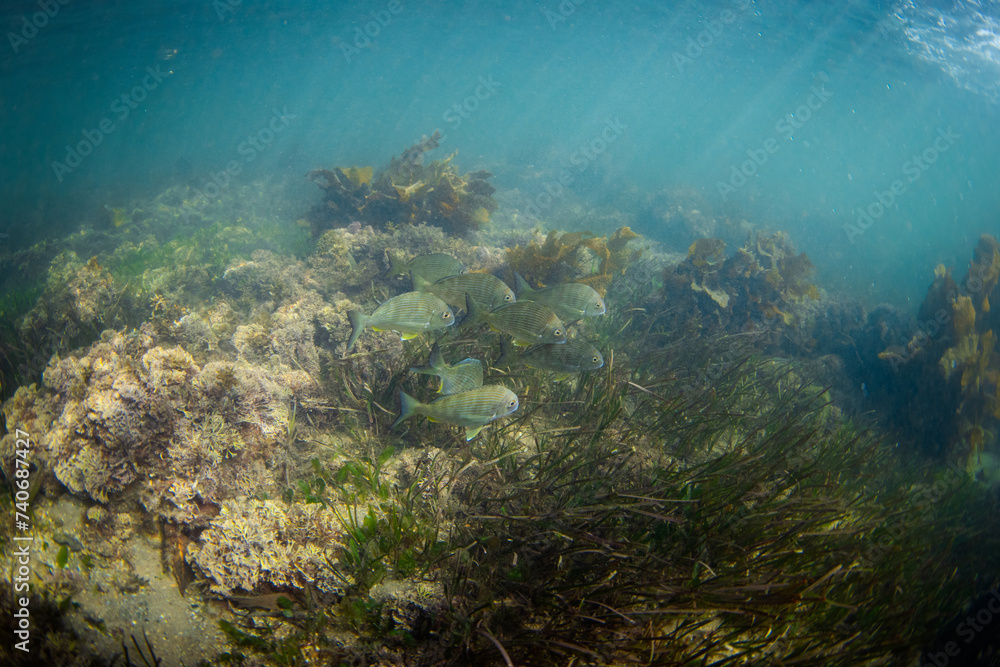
[
  {"left": 465, "top": 425, "right": 484, "bottom": 440},
  {"left": 371, "top": 327, "right": 420, "bottom": 340},
  {"left": 427, "top": 417, "right": 441, "bottom": 423},
  {"left": 513, "top": 339, "right": 532, "bottom": 347},
  {"left": 552, "top": 372, "right": 572, "bottom": 381}
]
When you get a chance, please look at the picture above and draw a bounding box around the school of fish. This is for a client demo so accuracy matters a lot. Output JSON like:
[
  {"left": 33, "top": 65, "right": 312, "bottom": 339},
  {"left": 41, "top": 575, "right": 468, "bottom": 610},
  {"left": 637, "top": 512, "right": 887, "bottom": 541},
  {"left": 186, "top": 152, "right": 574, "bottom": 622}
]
[{"left": 347, "top": 251, "right": 608, "bottom": 440}]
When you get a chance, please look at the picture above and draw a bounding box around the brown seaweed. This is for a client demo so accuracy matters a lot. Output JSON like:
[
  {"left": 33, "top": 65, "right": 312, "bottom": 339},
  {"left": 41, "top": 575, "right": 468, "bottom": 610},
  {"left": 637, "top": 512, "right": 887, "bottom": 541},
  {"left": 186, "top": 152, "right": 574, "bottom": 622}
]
[{"left": 304, "top": 132, "right": 497, "bottom": 237}]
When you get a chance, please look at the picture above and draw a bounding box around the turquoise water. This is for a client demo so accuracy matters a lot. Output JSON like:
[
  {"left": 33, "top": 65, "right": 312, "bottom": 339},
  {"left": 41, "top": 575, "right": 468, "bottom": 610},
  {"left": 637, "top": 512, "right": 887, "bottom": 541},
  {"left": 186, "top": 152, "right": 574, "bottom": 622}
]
[
  {"left": 3, "top": 0, "right": 998, "bottom": 305},
  {"left": 4, "top": 2, "right": 1000, "bottom": 664}
]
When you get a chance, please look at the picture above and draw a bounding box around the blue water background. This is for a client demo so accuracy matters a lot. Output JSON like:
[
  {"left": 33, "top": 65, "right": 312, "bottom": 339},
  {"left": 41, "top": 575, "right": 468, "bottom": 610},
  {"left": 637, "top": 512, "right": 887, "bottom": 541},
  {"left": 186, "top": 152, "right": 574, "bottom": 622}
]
[{"left": 2, "top": 0, "right": 999, "bottom": 308}]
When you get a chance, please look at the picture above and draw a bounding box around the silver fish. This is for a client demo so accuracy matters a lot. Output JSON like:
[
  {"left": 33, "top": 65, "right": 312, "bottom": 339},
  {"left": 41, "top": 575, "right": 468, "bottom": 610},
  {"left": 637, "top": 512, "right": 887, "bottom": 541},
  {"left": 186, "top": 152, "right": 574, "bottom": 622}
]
[
  {"left": 499, "top": 337, "right": 604, "bottom": 379},
  {"left": 345, "top": 292, "right": 454, "bottom": 355},
  {"left": 391, "top": 385, "right": 519, "bottom": 440},
  {"left": 413, "top": 272, "right": 515, "bottom": 311},
  {"left": 466, "top": 294, "right": 567, "bottom": 346},
  {"left": 411, "top": 342, "right": 484, "bottom": 395},
  {"left": 514, "top": 273, "right": 606, "bottom": 321},
  {"left": 387, "top": 251, "right": 465, "bottom": 284}
]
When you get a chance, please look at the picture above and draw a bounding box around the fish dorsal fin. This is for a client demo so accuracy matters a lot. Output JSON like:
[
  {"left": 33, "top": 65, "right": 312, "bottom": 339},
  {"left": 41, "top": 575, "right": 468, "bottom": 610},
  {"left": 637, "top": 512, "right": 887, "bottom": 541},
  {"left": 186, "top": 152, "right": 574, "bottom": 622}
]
[
  {"left": 514, "top": 272, "right": 534, "bottom": 297},
  {"left": 386, "top": 250, "right": 407, "bottom": 277},
  {"left": 412, "top": 274, "right": 431, "bottom": 291},
  {"left": 429, "top": 341, "right": 445, "bottom": 369}
]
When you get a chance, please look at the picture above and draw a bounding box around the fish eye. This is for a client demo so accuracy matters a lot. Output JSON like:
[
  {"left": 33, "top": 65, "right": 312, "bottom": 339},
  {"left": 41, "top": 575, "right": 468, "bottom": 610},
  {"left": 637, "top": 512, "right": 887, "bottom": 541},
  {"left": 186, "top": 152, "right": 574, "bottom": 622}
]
[
  {"left": 554, "top": 329, "right": 562, "bottom": 336},
  {"left": 504, "top": 293, "right": 513, "bottom": 301},
  {"left": 443, "top": 312, "right": 452, "bottom": 319},
  {"left": 508, "top": 399, "right": 517, "bottom": 408},
  {"left": 592, "top": 356, "right": 600, "bottom": 363}
]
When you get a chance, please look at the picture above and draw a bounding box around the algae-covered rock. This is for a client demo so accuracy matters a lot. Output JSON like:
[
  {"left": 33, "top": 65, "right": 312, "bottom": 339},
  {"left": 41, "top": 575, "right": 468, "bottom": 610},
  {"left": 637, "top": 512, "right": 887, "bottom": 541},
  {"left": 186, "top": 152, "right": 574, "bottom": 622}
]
[
  {"left": 304, "top": 132, "right": 497, "bottom": 237},
  {"left": 268, "top": 291, "right": 327, "bottom": 382},
  {"left": 17, "top": 251, "right": 130, "bottom": 360},
  {"left": 187, "top": 498, "right": 346, "bottom": 595},
  {"left": 309, "top": 225, "right": 383, "bottom": 296},
  {"left": 506, "top": 226, "right": 643, "bottom": 293},
  {"left": 662, "top": 232, "right": 819, "bottom": 336},
  {"left": 0, "top": 329, "right": 308, "bottom": 510},
  {"left": 877, "top": 234, "right": 1000, "bottom": 472},
  {"left": 142, "top": 345, "right": 199, "bottom": 394},
  {"left": 368, "top": 579, "right": 446, "bottom": 640}
]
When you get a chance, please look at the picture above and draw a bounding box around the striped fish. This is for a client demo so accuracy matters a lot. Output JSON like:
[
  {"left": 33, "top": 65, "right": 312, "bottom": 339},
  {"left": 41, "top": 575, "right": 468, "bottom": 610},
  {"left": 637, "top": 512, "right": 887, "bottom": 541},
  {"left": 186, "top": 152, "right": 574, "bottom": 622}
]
[
  {"left": 514, "top": 273, "right": 606, "bottom": 322},
  {"left": 411, "top": 342, "right": 484, "bottom": 395},
  {"left": 391, "top": 385, "right": 519, "bottom": 440},
  {"left": 344, "top": 292, "right": 454, "bottom": 355},
  {"left": 499, "top": 337, "right": 604, "bottom": 379},
  {"left": 466, "top": 295, "right": 567, "bottom": 346},
  {"left": 413, "top": 272, "right": 515, "bottom": 311},
  {"left": 387, "top": 251, "right": 465, "bottom": 284}
]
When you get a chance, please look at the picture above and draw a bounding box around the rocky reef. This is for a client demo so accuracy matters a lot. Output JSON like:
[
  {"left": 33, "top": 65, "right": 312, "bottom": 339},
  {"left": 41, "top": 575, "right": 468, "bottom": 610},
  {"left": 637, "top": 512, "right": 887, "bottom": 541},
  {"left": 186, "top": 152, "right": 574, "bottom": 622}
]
[
  {"left": 639, "top": 183, "right": 755, "bottom": 249},
  {"left": 505, "top": 225, "right": 642, "bottom": 294},
  {"left": 0, "top": 328, "right": 300, "bottom": 514},
  {"left": 877, "top": 234, "right": 1000, "bottom": 479},
  {"left": 188, "top": 497, "right": 345, "bottom": 596},
  {"left": 304, "top": 132, "right": 498, "bottom": 238},
  {"left": 657, "top": 231, "right": 821, "bottom": 344},
  {"left": 1, "top": 173, "right": 999, "bottom": 666}
]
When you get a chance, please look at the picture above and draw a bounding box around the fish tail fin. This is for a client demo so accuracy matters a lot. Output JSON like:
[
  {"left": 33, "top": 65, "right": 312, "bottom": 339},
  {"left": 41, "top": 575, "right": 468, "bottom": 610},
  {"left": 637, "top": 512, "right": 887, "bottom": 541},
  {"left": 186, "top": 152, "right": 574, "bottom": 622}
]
[
  {"left": 344, "top": 310, "right": 367, "bottom": 357},
  {"left": 463, "top": 293, "right": 484, "bottom": 327},
  {"left": 391, "top": 390, "right": 422, "bottom": 430},
  {"left": 514, "top": 272, "right": 533, "bottom": 297},
  {"left": 386, "top": 250, "right": 407, "bottom": 277},
  {"left": 496, "top": 335, "right": 516, "bottom": 368},
  {"left": 410, "top": 341, "right": 443, "bottom": 376}
]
